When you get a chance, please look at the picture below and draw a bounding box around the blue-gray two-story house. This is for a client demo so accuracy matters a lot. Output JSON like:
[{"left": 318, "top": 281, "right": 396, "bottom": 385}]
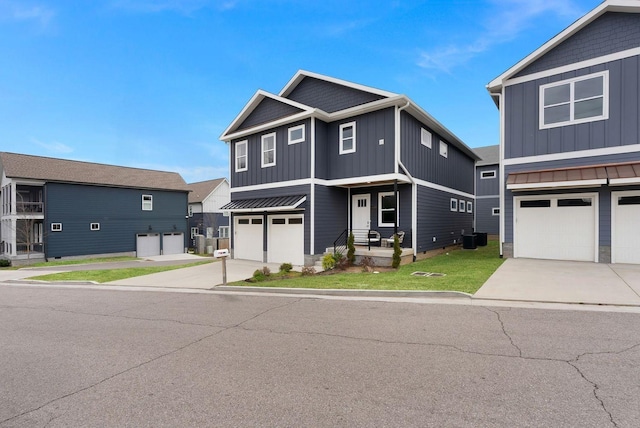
[
  {"left": 487, "top": 0, "right": 640, "bottom": 264},
  {"left": 220, "top": 70, "right": 479, "bottom": 266},
  {"left": 473, "top": 145, "right": 500, "bottom": 236}
]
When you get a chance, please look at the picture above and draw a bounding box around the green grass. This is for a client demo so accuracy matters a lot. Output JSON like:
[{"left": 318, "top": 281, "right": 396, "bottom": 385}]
[
  {"left": 236, "top": 241, "right": 504, "bottom": 294},
  {"left": 23, "top": 256, "right": 140, "bottom": 268},
  {"left": 26, "top": 261, "right": 212, "bottom": 283}
]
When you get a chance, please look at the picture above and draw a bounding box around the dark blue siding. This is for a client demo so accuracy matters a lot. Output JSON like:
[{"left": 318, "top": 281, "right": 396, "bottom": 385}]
[
  {"left": 401, "top": 112, "right": 475, "bottom": 194},
  {"left": 237, "top": 97, "right": 304, "bottom": 130},
  {"left": 313, "top": 185, "right": 348, "bottom": 254},
  {"left": 324, "top": 108, "right": 396, "bottom": 180},
  {"left": 314, "top": 119, "right": 329, "bottom": 179},
  {"left": 476, "top": 165, "right": 500, "bottom": 196},
  {"left": 416, "top": 186, "right": 474, "bottom": 253},
  {"left": 505, "top": 56, "right": 640, "bottom": 159},
  {"left": 475, "top": 197, "right": 499, "bottom": 235},
  {"left": 286, "top": 77, "right": 385, "bottom": 113},
  {"left": 231, "top": 119, "right": 311, "bottom": 187},
  {"left": 516, "top": 13, "right": 640, "bottom": 77},
  {"left": 44, "top": 183, "right": 188, "bottom": 258}
]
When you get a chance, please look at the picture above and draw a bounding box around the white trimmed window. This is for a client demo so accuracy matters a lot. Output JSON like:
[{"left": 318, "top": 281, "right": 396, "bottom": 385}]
[
  {"left": 191, "top": 227, "right": 199, "bottom": 238},
  {"left": 421, "top": 128, "right": 432, "bottom": 148},
  {"left": 450, "top": 198, "right": 457, "bottom": 212},
  {"left": 235, "top": 140, "right": 248, "bottom": 172},
  {"left": 459, "top": 200, "right": 465, "bottom": 212},
  {"left": 339, "top": 122, "right": 356, "bottom": 154},
  {"left": 90, "top": 223, "right": 100, "bottom": 231},
  {"left": 467, "top": 202, "right": 473, "bottom": 214},
  {"left": 481, "top": 170, "right": 496, "bottom": 179},
  {"left": 492, "top": 207, "right": 500, "bottom": 216},
  {"left": 378, "top": 192, "right": 398, "bottom": 227},
  {"left": 540, "top": 71, "right": 608, "bottom": 129},
  {"left": 288, "top": 124, "right": 305, "bottom": 145},
  {"left": 51, "top": 223, "right": 62, "bottom": 232},
  {"left": 261, "top": 133, "right": 276, "bottom": 167},
  {"left": 439, "top": 140, "right": 448, "bottom": 158},
  {"left": 142, "top": 195, "right": 153, "bottom": 211},
  {"left": 219, "top": 226, "right": 229, "bottom": 238}
]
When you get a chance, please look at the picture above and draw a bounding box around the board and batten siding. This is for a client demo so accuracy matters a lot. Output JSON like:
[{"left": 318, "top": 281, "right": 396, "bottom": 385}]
[
  {"left": 286, "top": 77, "right": 385, "bottom": 113},
  {"left": 400, "top": 112, "right": 475, "bottom": 195},
  {"left": 323, "top": 108, "right": 396, "bottom": 180},
  {"left": 476, "top": 165, "right": 500, "bottom": 197},
  {"left": 475, "top": 198, "right": 499, "bottom": 235},
  {"left": 505, "top": 56, "right": 640, "bottom": 160},
  {"left": 313, "top": 184, "right": 348, "bottom": 254},
  {"left": 44, "top": 183, "right": 188, "bottom": 258},
  {"left": 237, "top": 97, "right": 304, "bottom": 131},
  {"left": 231, "top": 119, "right": 311, "bottom": 188},
  {"left": 416, "top": 186, "right": 474, "bottom": 253}
]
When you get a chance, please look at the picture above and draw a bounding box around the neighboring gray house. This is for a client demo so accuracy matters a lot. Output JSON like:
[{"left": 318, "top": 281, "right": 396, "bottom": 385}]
[
  {"left": 0, "top": 152, "right": 190, "bottom": 264},
  {"left": 473, "top": 145, "right": 499, "bottom": 235},
  {"left": 487, "top": 0, "right": 640, "bottom": 264},
  {"left": 220, "top": 70, "right": 479, "bottom": 266},
  {"left": 187, "top": 178, "right": 230, "bottom": 245}
]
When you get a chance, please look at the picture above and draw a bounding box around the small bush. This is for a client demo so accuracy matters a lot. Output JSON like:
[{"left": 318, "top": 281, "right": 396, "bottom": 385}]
[
  {"left": 322, "top": 253, "right": 336, "bottom": 270},
  {"left": 334, "top": 252, "right": 349, "bottom": 270},
  {"left": 347, "top": 232, "right": 356, "bottom": 265},
  {"left": 0, "top": 259, "right": 11, "bottom": 268},
  {"left": 262, "top": 266, "right": 271, "bottom": 276},
  {"left": 301, "top": 266, "right": 316, "bottom": 276},
  {"left": 360, "top": 256, "right": 375, "bottom": 272},
  {"left": 253, "top": 269, "right": 265, "bottom": 281},
  {"left": 280, "top": 263, "right": 293, "bottom": 273},
  {"left": 392, "top": 234, "right": 402, "bottom": 268}
]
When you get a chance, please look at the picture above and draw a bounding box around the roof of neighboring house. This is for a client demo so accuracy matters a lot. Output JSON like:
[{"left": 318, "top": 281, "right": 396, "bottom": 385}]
[
  {"left": 187, "top": 178, "right": 227, "bottom": 204},
  {"left": 0, "top": 152, "right": 190, "bottom": 192},
  {"left": 487, "top": 0, "right": 640, "bottom": 93},
  {"left": 474, "top": 145, "right": 499, "bottom": 166}
]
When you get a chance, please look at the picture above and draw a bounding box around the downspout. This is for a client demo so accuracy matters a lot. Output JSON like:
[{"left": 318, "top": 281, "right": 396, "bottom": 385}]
[
  {"left": 396, "top": 101, "right": 418, "bottom": 260},
  {"left": 496, "top": 90, "right": 505, "bottom": 258}
]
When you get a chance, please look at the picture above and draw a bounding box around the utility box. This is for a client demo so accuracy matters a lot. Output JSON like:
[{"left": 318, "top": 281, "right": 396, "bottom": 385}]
[{"left": 463, "top": 234, "right": 477, "bottom": 250}]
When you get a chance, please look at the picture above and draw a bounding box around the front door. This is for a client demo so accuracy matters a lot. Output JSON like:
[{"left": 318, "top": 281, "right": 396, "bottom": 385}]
[{"left": 352, "top": 194, "right": 371, "bottom": 231}]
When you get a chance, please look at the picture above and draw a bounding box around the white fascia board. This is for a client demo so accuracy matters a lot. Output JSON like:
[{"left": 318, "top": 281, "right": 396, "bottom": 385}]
[
  {"left": 323, "top": 95, "right": 406, "bottom": 122},
  {"left": 222, "top": 110, "right": 316, "bottom": 142},
  {"left": 609, "top": 177, "right": 640, "bottom": 185},
  {"left": 220, "top": 90, "right": 314, "bottom": 140},
  {"left": 507, "top": 179, "right": 606, "bottom": 190},
  {"left": 279, "top": 69, "right": 398, "bottom": 99},
  {"left": 503, "top": 144, "right": 640, "bottom": 166},
  {"left": 486, "top": 1, "right": 638, "bottom": 91},
  {"left": 315, "top": 174, "right": 412, "bottom": 187},
  {"left": 10, "top": 178, "right": 46, "bottom": 186},
  {"left": 413, "top": 177, "right": 475, "bottom": 199}
]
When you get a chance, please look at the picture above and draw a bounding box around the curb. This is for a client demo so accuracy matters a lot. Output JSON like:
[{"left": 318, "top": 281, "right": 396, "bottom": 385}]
[{"left": 215, "top": 286, "right": 472, "bottom": 299}]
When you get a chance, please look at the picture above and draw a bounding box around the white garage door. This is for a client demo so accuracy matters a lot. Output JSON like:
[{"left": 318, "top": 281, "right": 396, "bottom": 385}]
[
  {"left": 514, "top": 194, "right": 597, "bottom": 262},
  {"left": 234, "top": 216, "right": 264, "bottom": 262},
  {"left": 137, "top": 233, "right": 160, "bottom": 257},
  {"left": 612, "top": 191, "right": 640, "bottom": 264},
  {"left": 267, "top": 215, "right": 304, "bottom": 266},
  {"left": 163, "top": 232, "right": 184, "bottom": 255}
]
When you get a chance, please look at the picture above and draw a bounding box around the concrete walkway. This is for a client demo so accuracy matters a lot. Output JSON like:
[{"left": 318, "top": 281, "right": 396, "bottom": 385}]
[{"left": 474, "top": 258, "right": 640, "bottom": 306}]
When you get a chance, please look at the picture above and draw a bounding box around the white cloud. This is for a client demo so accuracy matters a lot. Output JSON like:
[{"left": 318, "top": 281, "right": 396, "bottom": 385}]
[
  {"left": 31, "top": 138, "right": 74, "bottom": 154},
  {"left": 0, "top": 0, "right": 55, "bottom": 27},
  {"left": 417, "top": 0, "right": 584, "bottom": 73},
  {"left": 110, "top": 0, "right": 236, "bottom": 14}
]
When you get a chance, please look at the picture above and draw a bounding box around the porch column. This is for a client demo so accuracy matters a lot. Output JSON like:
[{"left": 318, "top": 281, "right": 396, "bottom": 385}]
[{"left": 393, "top": 179, "right": 398, "bottom": 235}]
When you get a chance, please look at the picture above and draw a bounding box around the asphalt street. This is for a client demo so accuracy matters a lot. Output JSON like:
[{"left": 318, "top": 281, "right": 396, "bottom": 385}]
[{"left": 1, "top": 285, "right": 639, "bottom": 427}]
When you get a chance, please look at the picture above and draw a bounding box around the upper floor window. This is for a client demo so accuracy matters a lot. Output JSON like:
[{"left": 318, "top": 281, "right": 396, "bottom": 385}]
[
  {"left": 261, "top": 133, "right": 276, "bottom": 168},
  {"left": 439, "top": 140, "right": 448, "bottom": 158},
  {"left": 288, "top": 124, "right": 305, "bottom": 145},
  {"left": 339, "top": 122, "right": 356, "bottom": 154},
  {"left": 142, "top": 194, "right": 153, "bottom": 211},
  {"left": 539, "top": 71, "right": 608, "bottom": 129},
  {"left": 235, "top": 140, "right": 248, "bottom": 172},
  {"left": 90, "top": 223, "right": 100, "bottom": 231},
  {"left": 421, "top": 128, "right": 432, "bottom": 148},
  {"left": 481, "top": 170, "right": 496, "bottom": 179},
  {"left": 379, "top": 192, "right": 397, "bottom": 227}
]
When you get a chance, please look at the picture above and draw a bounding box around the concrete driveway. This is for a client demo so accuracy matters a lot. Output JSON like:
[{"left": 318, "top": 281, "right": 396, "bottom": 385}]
[{"left": 475, "top": 258, "right": 640, "bottom": 306}]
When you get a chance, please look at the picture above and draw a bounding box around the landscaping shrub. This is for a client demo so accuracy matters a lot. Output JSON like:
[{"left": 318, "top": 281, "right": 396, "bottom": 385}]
[
  {"left": 347, "top": 232, "right": 356, "bottom": 265},
  {"left": 301, "top": 266, "right": 316, "bottom": 276},
  {"left": 262, "top": 266, "right": 271, "bottom": 276},
  {"left": 253, "top": 269, "right": 265, "bottom": 281},
  {"left": 334, "top": 252, "right": 349, "bottom": 270},
  {"left": 392, "top": 234, "right": 402, "bottom": 268},
  {"left": 360, "top": 256, "right": 375, "bottom": 272},
  {"left": 322, "top": 253, "right": 336, "bottom": 270},
  {"left": 279, "top": 263, "right": 293, "bottom": 273},
  {"left": 0, "top": 259, "right": 10, "bottom": 268}
]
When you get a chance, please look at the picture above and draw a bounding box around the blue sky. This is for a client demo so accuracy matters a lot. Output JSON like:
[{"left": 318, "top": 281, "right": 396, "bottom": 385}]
[{"left": 0, "top": 0, "right": 601, "bottom": 183}]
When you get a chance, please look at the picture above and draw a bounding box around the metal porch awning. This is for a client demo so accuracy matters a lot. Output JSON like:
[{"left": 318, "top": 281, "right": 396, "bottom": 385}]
[
  {"left": 220, "top": 195, "right": 306, "bottom": 213},
  {"left": 506, "top": 162, "right": 640, "bottom": 190}
]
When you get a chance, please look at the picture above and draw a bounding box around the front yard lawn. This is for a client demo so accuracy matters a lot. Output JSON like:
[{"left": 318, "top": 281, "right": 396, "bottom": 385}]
[{"left": 238, "top": 240, "right": 504, "bottom": 294}]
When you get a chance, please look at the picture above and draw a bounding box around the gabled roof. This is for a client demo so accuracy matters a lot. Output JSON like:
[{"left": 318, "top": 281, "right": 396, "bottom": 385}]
[
  {"left": 187, "top": 178, "right": 227, "bottom": 204},
  {"left": 487, "top": 0, "right": 640, "bottom": 93},
  {"left": 0, "top": 152, "right": 190, "bottom": 192},
  {"left": 279, "top": 70, "right": 397, "bottom": 99},
  {"left": 473, "top": 145, "right": 499, "bottom": 166}
]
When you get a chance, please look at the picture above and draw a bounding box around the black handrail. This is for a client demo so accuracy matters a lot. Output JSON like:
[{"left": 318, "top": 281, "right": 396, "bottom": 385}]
[{"left": 333, "top": 229, "right": 348, "bottom": 255}]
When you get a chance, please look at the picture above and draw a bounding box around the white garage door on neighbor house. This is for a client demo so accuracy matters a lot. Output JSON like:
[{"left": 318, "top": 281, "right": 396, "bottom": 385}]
[
  {"left": 267, "top": 214, "right": 304, "bottom": 266},
  {"left": 612, "top": 191, "right": 640, "bottom": 264},
  {"left": 162, "top": 232, "right": 184, "bottom": 255},
  {"left": 233, "top": 216, "right": 264, "bottom": 262},
  {"left": 136, "top": 233, "right": 161, "bottom": 257}
]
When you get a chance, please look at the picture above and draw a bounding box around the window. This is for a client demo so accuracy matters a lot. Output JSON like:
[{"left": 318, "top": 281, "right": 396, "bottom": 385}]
[
  {"left": 619, "top": 196, "right": 640, "bottom": 205},
  {"left": 272, "top": 218, "right": 286, "bottom": 225},
  {"left": 459, "top": 200, "right": 465, "bottom": 212},
  {"left": 219, "top": 226, "right": 229, "bottom": 238},
  {"left": 421, "top": 128, "right": 432, "bottom": 148},
  {"left": 90, "top": 223, "right": 100, "bottom": 231},
  {"left": 289, "top": 218, "right": 303, "bottom": 224},
  {"left": 51, "top": 223, "right": 62, "bottom": 232},
  {"left": 558, "top": 198, "right": 592, "bottom": 207},
  {"left": 467, "top": 202, "right": 473, "bottom": 214},
  {"left": 288, "top": 124, "right": 305, "bottom": 144},
  {"left": 439, "top": 140, "right": 448, "bottom": 158},
  {"left": 540, "top": 71, "right": 608, "bottom": 129},
  {"left": 238, "top": 219, "right": 250, "bottom": 225},
  {"left": 235, "top": 140, "right": 248, "bottom": 172},
  {"left": 261, "top": 133, "right": 276, "bottom": 167},
  {"left": 492, "top": 207, "right": 500, "bottom": 216},
  {"left": 378, "top": 192, "right": 397, "bottom": 227},
  {"left": 481, "top": 170, "right": 496, "bottom": 179},
  {"left": 251, "top": 218, "right": 262, "bottom": 225},
  {"left": 520, "top": 200, "right": 551, "bottom": 208},
  {"left": 191, "top": 227, "right": 199, "bottom": 238},
  {"left": 142, "top": 195, "right": 153, "bottom": 211},
  {"left": 339, "top": 122, "right": 356, "bottom": 154},
  {"left": 450, "top": 198, "right": 458, "bottom": 212}
]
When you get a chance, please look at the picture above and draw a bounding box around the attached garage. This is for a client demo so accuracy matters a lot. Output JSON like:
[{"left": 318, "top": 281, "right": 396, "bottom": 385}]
[
  {"left": 233, "top": 216, "right": 264, "bottom": 262},
  {"left": 267, "top": 214, "right": 304, "bottom": 266},
  {"left": 162, "top": 232, "right": 184, "bottom": 255},
  {"left": 514, "top": 193, "right": 598, "bottom": 262},
  {"left": 136, "top": 233, "right": 160, "bottom": 257},
  {"left": 611, "top": 191, "right": 640, "bottom": 264}
]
